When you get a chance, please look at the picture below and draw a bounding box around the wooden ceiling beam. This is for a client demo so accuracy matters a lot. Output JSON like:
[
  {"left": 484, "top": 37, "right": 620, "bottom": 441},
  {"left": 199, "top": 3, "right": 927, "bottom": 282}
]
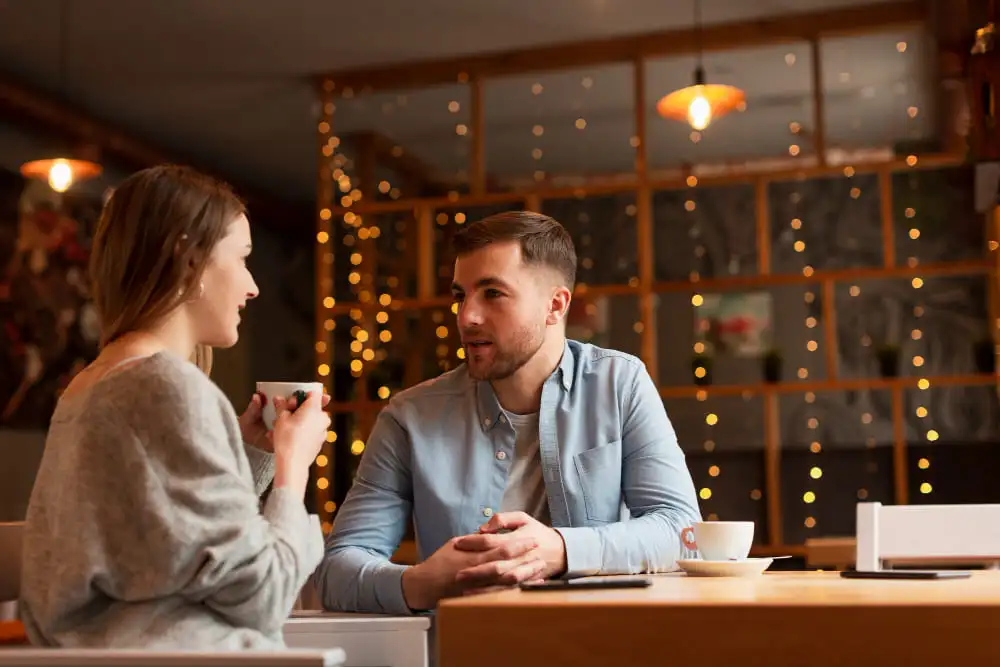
[
  {"left": 0, "top": 75, "right": 170, "bottom": 167},
  {"left": 0, "top": 73, "right": 310, "bottom": 236},
  {"left": 317, "top": 1, "right": 926, "bottom": 93}
]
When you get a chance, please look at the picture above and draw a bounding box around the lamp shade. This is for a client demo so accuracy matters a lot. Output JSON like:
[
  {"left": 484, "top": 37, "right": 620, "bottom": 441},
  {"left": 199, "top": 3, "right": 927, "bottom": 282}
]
[
  {"left": 21, "top": 157, "right": 102, "bottom": 193},
  {"left": 656, "top": 83, "right": 747, "bottom": 131}
]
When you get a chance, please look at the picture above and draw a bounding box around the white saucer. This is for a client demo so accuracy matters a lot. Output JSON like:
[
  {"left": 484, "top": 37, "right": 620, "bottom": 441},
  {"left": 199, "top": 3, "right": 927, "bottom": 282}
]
[{"left": 677, "top": 557, "right": 774, "bottom": 577}]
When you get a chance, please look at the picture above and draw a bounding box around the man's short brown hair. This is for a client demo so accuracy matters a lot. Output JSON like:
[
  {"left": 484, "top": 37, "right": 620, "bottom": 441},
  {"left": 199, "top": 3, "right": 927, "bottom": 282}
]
[{"left": 452, "top": 211, "right": 577, "bottom": 289}]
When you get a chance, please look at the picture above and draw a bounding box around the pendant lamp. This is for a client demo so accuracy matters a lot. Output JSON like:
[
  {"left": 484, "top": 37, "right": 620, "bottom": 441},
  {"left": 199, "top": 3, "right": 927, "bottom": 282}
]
[
  {"left": 656, "top": 0, "right": 746, "bottom": 131},
  {"left": 19, "top": 0, "right": 102, "bottom": 193}
]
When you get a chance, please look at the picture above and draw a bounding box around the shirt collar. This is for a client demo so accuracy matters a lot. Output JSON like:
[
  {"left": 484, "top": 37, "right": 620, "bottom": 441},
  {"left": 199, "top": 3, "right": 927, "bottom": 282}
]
[{"left": 475, "top": 340, "right": 575, "bottom": 432}]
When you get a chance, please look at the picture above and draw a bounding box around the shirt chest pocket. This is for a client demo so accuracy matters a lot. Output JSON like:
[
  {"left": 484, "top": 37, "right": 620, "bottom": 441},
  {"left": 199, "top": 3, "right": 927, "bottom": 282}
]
[{"left": 573, "top": 440, "right": 623, "bottom": 523}]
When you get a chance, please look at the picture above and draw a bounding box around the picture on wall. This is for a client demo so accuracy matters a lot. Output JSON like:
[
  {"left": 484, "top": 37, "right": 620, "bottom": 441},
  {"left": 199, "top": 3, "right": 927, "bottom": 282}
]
[
  {"left": 0, "top": 178, "right": 102, "bottom": 429},
  {"left": 695, "top": 291, "right": 773, "bottom": 357}
]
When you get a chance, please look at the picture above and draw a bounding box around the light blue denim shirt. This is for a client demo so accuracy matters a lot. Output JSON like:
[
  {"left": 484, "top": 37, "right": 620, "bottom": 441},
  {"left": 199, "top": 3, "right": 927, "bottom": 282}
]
[{"left": 315, "top": 339, "right": 701, "bottom": 614}]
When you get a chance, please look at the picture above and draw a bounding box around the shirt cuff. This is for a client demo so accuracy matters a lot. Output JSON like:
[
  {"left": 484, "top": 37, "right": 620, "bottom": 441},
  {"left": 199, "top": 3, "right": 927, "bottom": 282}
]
[
  {"left": 553, "top": 526, "right": 602, "bottom": 578},
  {"left": 373, "top": 562, "right": 417, "bottom": 615}
]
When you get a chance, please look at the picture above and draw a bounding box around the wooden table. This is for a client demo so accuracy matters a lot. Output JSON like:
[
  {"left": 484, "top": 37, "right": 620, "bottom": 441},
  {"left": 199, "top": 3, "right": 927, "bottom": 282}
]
[{"left": 437, "top": 571, "right": 1000, "bottom": 667}]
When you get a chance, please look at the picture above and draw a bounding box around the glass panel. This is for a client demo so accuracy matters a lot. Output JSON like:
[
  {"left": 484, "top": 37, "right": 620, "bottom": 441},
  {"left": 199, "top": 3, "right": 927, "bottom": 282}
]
[
  {"left": 331, "top": 212, "right": 357, "bottom": 303},
  {"left": 567, "top": 295, "right": 641, "bottom": 357},
  {"left": 375, "top": 306, "right": 465, "bottom": 394},
  {"left": 329, "top": 312, "right": 362, "bottom": 403},
  {"left": 663, "top": 394, "right": 766, "bottom": 542},
  {"left": 484, "top": 64, "right": 634, "bottom": 192},
  {"left": 645, "top": 42, "right": 814, "bottom": 171},
  {"left": 653, "top": 183, "right": 757, "bottom": 282},
  {"left": 905, "top": 384, "right": 1000, "bottom": 504},
  {"left": 542, "top": 192, "right": 638, "bottom": 286},
  {"left": 769, "top": 173, "right": 882, "bottom": 275},
  {"left": 820, "top": 26, "right": 934, "bottom": 155},
  {"left": 434, "top": 203, "right": 524, "bottom": 296},
  {"left": 779, "top": 389, "right": 894, "bottom": 543},
  {"left": 656, "top": 283, "right": 828, "bottom": 388},
  {"left": 331, "top": 83, "right": 471, "bottom": 199},
  {"left": 329, "top": 307, "right": 424, "bottom": 403},
  {"left": 907, "top": 438, "right": 1000, "bottom": 506},
  {"left": 893, "top": 165, "right": 984, "bottom": 266},
  {"left": 245, "top": 225, "right": 316, "bottom": 388},
  {"left": 325, "top": 409, "right": 382, "bottom": 511},
  {"left": 835, "top": 276, "right": 990, "bottom": 380},
  {"left": 686, "top": 449, "right": 767, "bottom": 537},
  {"left": 663, "top": 394, "right": 765, "bottom": 455},
  {"left": 331, "top": 209, "right": 419, "bottom": 301}
]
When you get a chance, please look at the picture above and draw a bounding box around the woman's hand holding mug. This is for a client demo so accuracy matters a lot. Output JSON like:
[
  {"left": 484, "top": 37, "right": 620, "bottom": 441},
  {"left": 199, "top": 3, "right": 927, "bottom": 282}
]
[{"left": 270, "top": 390, "right": 331, "bottom": 497}]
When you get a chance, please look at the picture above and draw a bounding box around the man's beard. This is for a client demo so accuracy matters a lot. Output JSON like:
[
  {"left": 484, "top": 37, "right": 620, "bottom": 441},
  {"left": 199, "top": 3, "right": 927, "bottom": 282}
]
[{"left": 465, "top": 324, "right": 545, "bottom": 381}]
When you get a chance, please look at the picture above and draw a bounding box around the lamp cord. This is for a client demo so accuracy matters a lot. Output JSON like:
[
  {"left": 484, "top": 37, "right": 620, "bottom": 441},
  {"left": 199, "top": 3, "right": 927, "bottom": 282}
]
[
  {"left": 57, "top": 0, "right": 68, "bottom": 95},
  {"left": 694, "top": 0, "right": 705, "bottom": 84}
]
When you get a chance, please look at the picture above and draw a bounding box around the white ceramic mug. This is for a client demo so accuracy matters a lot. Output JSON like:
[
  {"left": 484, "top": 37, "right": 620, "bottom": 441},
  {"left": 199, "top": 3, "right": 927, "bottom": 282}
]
[
  {"left": 256, "top": 381, "right": 324, "bottom": 429},
  {"left": 681, "top": 521, "right": 755, "bottom": 561}
]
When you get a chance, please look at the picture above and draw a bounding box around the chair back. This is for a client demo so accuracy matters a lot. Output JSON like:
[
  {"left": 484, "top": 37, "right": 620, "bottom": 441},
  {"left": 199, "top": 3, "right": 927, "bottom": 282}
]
[
  {"left": 0, "top": 648, "right": 345, "bottom": 666},
  {"left": 856, "top": 502, "right": 1000, "bottom": 571},
  {"left": 0, "top": 522, "right": 23, "bottom": 621}
]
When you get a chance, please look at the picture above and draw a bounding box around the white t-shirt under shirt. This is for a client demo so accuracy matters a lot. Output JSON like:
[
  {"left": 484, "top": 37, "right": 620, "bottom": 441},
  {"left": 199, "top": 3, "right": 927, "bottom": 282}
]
[{"left": 498, "top": 411, "right": 551, "bottom": 525}]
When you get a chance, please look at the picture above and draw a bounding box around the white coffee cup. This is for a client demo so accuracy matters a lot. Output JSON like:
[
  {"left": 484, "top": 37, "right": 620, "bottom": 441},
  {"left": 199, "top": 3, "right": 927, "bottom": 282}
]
[
  {"left": 256, "top": 381, "right": 324, "bottom": 430},
  {"left": 680, "top": 521, "right": 755, "bottom": 561}
]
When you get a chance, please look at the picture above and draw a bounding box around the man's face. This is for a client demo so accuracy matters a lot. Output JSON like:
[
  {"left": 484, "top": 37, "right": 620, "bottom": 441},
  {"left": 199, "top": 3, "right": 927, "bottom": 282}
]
[{"left": 452, "top": 241, "right": 553, "bottom": 381}]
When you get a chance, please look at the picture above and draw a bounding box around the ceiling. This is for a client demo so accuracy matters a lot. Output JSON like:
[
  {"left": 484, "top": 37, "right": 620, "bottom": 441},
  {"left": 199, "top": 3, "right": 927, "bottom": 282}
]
[{"left": 0, "top": 0, "right": 932, "bottom": 203}]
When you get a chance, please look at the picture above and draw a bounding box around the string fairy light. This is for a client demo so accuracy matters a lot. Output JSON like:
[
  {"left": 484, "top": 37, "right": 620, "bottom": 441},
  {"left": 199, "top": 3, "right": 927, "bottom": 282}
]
[
  {"left": 679, "top": 175, "right": 718, "bottom": 516},
  {"left": 789, "top": 185, "right": 813, "bottom": 383},
  {"left": 700, "top": 399, "right": 719, "bottom": 520},
  {"left": 803, "top": 393, "right": 821, "bottom": 531},
  {"left": 892, "top": 48, "right": 934, "bottom": 496},
  {"left": 786, "top": 179, "right": 820, "bottom": 530},
  {"left": 687, "top": 180, "right": 711, "bottom": 387},
  {"left": 314, "top": 80, "right": 339, "bottom": 532}
]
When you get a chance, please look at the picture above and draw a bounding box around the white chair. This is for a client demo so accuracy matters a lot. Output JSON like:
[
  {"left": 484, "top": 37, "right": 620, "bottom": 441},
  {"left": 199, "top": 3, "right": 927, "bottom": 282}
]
[
  {"left": 856, "top": 502, "right": 1000, "bottom": 571},
  {"left": 0, "top": 648, "right": 345, "bottom": 666},
  {"left": 283, "top": 612, "right": 430, "bottom": 667}
]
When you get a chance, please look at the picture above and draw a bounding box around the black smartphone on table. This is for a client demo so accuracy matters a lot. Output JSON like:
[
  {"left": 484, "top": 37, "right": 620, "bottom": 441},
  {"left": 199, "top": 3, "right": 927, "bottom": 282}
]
[
  {"left": 839, "top": 570, "right": 971, "bottom": 580},
  {"left": 520, "top": 576, "right": 652, "bottom": 591}
]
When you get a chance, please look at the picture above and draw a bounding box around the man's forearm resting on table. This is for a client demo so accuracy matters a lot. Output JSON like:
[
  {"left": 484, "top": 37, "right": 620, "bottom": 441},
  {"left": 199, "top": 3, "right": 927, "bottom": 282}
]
[
  {"left": 316, "top": 545, "right": 414, "bottom": 615},
  {"left": 555, "top": 510, "right": 696, "bottom": 578}
]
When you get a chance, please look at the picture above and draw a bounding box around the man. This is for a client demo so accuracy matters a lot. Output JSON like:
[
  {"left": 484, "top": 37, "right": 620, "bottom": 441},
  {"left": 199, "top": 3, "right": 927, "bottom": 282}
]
[{"left": 315, "top": 211, "right": 700, "bottom": 614}]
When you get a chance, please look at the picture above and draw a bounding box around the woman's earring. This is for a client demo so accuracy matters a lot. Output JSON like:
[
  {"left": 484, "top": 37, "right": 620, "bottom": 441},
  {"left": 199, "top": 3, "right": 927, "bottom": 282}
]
[{"left": 180, "top": 281, "right": 205, "bottom": 302}]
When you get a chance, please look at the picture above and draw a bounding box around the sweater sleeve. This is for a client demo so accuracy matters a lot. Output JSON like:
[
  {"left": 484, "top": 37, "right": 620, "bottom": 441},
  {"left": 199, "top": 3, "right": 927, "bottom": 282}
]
[
  {"left": 243, "top": 442, "right": 277, "bottom": 497},
  {"left": 113, "top": 364, "right": 323, "bottom": 636}
]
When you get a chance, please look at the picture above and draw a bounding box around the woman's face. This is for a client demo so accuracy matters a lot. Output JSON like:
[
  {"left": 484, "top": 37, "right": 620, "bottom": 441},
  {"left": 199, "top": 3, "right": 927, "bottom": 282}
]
[{"left": 189, "top": 214, "right": 259, "bottom": 348}]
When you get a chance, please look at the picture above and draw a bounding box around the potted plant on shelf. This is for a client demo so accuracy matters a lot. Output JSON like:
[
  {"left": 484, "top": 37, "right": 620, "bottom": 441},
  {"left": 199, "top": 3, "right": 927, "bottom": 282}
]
[
  {"left": 692, "top": 352, "right": 712, "bottom": 386},
  {"left": 875, "top": 343, "right": 900, "bottom": 378},
  {"left": 762, "top": 348, "right": 782, "bottom": 384},
  {"left": 973, "top": 338, "right": 996, "bottom": 374}
]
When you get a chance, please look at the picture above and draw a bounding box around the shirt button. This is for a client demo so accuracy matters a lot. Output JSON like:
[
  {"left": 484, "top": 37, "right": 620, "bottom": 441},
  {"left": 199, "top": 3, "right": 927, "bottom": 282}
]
[
  {"left": 498, "top": 414, "right": 506, "bottom": 423},
  {"left": 483, "top": 507, "right": 493, "bottom": 517},
  {"left": 483, "top": 418, "right": 492, "bottom": 427},
  {"left": 496, "top": 451, "right": 507, "bottom": 461}
]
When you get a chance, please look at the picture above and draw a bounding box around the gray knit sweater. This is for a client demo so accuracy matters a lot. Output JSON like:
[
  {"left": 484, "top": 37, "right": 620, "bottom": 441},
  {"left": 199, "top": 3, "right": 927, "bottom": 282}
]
[{"left": 18, "top": 351, "right": 324, "bottom": 649}]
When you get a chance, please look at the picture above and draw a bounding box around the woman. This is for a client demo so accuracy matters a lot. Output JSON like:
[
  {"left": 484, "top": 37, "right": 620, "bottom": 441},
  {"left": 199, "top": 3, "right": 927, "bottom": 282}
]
[{"left": 19, "top": 164, "right": 330, "bottom": 649}]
